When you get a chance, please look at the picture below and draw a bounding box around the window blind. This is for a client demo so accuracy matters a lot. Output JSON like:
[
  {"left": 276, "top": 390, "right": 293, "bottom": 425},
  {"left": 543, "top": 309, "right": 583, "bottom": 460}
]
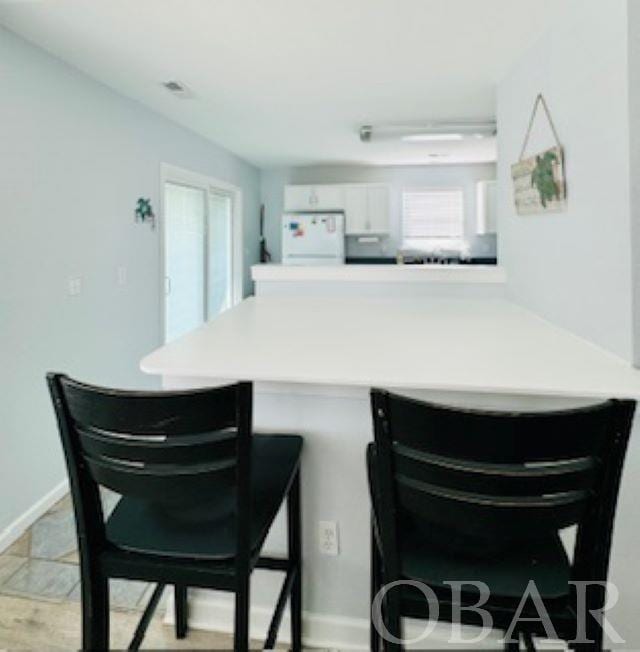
[{"left": 401, "top": 188, "right": 464, "bottom": 249}]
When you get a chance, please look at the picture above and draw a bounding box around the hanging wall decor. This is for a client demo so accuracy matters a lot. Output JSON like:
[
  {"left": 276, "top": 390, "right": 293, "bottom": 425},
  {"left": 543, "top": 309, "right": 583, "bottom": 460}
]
[
  {"left": 511, "top": 94, "right": 567, "bottom": 215},
  {"left": 135, "top": 197, "right": 155, "bottom": 228}
]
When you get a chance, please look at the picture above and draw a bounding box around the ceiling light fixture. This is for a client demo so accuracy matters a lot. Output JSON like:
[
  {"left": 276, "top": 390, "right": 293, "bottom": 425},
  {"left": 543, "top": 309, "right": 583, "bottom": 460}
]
[
  {"left": 359, "top": 121, "right": 496, "bottom": 143},
  {"left": 402, "top": 133, "right": 464, "bottom": 143}
]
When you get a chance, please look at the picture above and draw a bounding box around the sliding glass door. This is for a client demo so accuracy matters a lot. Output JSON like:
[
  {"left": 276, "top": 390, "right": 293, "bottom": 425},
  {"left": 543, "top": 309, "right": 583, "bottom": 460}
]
[
  {"left": 207, "top": 189, "right": 233, "bottom": 320},
  {"left": 163, "top": 181, "right": 234, "bottom": 343},
  {"left": 164, "top": 182, "right": 206, "bottom": 343}
]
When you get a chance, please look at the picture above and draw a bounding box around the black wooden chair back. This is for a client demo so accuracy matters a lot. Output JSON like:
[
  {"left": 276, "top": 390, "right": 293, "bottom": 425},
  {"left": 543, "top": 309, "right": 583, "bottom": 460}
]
[
  {"left": 48, "top": 375, "right": 253, "bottom": 547},
  {"left": 370, "top": 389, "right": 634, "bottom": 571}
]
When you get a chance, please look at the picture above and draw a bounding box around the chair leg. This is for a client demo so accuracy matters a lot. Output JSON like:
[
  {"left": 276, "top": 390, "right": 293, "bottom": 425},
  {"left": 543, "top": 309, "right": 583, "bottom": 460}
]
[
  {"left": 522, "top": 631, "right": 536, "bottom": 652},
  {"left": 383, "top": 590, "right": 402, "bottom": 652},
  {"left": 569, "top": 644, "right": 601, "bottom": 652},
  {"left": 129, "top": 583, "right": 166, "bottom": 651},
  {"left": 175, "top": 584, "right": 188, "bottom": 639},
  {"left": 585, "top": 613, "right": 604, "bottom": 651},
  {"left": 504, "top": 633, "right": 520, "bottom": 651},
  {"left": 370, "top": 524, "right": 382, "bottom": 652},
  {"left": 287, "top": 470, "right": 302, "bottom": 652},
  {"left": 81, "top": 570, "right": 109, "bottom": 651},
  {"left": 234, "top": 578, "right": 250, "bottom": 652}
]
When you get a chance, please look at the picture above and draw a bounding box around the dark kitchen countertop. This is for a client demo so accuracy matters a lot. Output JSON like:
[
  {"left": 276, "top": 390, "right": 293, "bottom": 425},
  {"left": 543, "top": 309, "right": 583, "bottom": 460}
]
[
  {"left": 345, "top": 257, "right": 397, "bottom": 265},
  {"left": 345, "top": 256, "right": 498, "bottom": 266}
]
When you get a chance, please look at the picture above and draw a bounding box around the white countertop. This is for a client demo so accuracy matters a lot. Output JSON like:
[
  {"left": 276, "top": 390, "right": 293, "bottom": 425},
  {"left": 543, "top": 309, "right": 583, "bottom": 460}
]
[
  {"left": 141, "top": 296, "right": 640, "bottom": 400},
  {"left": 251, "top": 263, "right": 506, "bottom": 284}
]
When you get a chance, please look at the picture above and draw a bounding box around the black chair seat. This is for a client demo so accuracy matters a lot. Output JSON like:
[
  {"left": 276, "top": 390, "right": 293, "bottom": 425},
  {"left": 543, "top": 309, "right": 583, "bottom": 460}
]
[
  {"left": 400, "top": 522, "right": 571, "bottom": 600},
  {"left": 106, "top": 434, "right": 302, "bottom": 561}
]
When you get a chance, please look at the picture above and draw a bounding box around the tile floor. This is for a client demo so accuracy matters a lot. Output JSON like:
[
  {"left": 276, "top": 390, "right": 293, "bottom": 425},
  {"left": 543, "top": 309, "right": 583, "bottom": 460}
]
[{"left": 0, "top": 490, "right": 156, "bottom": 612}]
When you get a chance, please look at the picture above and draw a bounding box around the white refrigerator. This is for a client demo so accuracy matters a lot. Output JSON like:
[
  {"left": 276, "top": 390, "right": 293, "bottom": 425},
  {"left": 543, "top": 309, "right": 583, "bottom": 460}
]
[{"left": 282, "top": 213, "right": 345, "bottom": 265}]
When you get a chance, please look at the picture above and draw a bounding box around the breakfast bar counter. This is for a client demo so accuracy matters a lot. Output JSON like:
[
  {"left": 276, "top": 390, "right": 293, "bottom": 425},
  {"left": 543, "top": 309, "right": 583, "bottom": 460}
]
[
  {"left": 251, "top": 263, "right": 506, "bottom": 284},
  {"left": 251, "top": 264, "right": 507, "bottom": 300},
  {"left": 141, "top": 296, "right": 640, "bottom": 649},
  {"left": 142, "top": 296, "right": 640, "bottom": 400}
]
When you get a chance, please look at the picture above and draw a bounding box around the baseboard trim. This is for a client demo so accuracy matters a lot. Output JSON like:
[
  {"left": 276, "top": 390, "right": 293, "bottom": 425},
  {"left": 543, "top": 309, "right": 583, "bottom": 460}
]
[
  {"left": 0, "top": 479, "right": 69, "bottom": 554},
  {"left": 163, "top": 590, "right": 508, "bottom": 650},
  {"left": 164, "top": 590, "right": 370, "bottom": 650}
]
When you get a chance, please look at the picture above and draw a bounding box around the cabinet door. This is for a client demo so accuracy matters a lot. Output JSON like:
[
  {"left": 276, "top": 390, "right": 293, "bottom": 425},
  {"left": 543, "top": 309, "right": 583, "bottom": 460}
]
[
  {"left": 313, "top": 185, "right": 344, "bottom": 210},
  {"left": 284, "top": 185, "right": 344, "bottom": 211},
  {"left": 284, "top": 185, "right": 314, "bottom": 211},
  {"left": 344, "top": 186, "right": 368, "bottom": 235},
  {"left": 476, "top": 180, "right": 497, "bottom": 234},
  {"left": 485, "top": 181, "right": 497, "bottom": 233},
  {"left": 366, "top": 185, "right": 390, "bottom": 233}
]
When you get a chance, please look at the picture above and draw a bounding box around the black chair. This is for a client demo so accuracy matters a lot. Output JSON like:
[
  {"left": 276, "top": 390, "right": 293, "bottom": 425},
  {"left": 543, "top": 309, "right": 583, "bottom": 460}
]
[
  {"left": 367, "top": 389, "right": 635, "bottom": 651},
  {"left": 47, "top": 374, "right": 303, "bottom": 652}
]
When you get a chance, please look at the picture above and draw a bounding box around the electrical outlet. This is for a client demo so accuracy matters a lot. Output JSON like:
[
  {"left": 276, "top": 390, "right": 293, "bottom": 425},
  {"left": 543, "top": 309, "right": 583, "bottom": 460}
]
[
  {"left": 319, "top": 520, "right": 339, "bottom": 556},
  {"left": 67, "top": 276, "right": 82, "bottom": 297}
]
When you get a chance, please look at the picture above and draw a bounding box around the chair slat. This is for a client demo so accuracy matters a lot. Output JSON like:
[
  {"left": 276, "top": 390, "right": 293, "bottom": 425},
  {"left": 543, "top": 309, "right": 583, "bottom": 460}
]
[
  {"left": 77, "top": 425, "right": 237, "bottom": 465},
  {"left": 387, "top": 393, "right": 615, "bottom": 464},
  {"left": 85, "top": 455, "right": 237, "bottom": 505},
  {"left": 393, "top": 443, "right": 599, "bottom": 496},
  {"left": 62, "top": 377, "right": 237, "bottom": 435},
  {"left": 396, "top": 477, "right": 589, "bottom": 542}
]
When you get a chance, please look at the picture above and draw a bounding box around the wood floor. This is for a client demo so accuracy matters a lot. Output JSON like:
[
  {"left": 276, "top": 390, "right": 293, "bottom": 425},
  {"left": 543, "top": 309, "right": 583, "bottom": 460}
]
[
  {"left": 0, "top": 592, "right": 249, "bottom": 650},
  {"left": 0, "top": 595, "right": 268, "bottom": 651}
]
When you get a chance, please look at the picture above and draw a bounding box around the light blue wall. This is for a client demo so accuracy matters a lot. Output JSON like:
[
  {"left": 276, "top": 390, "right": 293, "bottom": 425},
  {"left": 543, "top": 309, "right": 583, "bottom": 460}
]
[
  {"left": 629, "top": 0, "right": 640, "bottom": 366},
  {"left": 497, "top": 3, "right": 640, "bottom": 644},
  {"left": 0, "top": 27, "right": 260, "bottom": 536},
  {"left": 497, "top": 0, "right": 632, "bottom": 361},
  {"left": 260, "top": 163, "right": 497, "bottom": 262}
]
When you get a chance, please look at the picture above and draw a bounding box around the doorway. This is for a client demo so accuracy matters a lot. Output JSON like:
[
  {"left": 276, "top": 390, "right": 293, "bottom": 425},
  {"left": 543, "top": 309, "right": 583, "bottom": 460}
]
[{"left": 161, "top": 165, "right": 243, "bottom": 343}]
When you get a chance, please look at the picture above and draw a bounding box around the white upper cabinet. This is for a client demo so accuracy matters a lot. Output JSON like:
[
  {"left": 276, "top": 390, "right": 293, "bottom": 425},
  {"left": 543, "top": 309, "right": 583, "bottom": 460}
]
[
  {"left": 284, "top": 183, "right": 390, "bottom": 235},
  {"left": 366, "top": 185, "right": 390, "bottom": 234},
  {"left": 476, "top": 180, "right": 497, "bottom": 234},
  {"left": 284, "top": 185, "right": 345, "bottom": 211},
  {"left": 344, "top": 186, "right": 368, "bottom": 234},
  {"left": 344, "top": 184, "right": 390, "bottom": 235}
]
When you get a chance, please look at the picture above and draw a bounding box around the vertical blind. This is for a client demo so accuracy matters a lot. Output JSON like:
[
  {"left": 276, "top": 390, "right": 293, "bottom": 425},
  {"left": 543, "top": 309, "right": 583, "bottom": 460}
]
[{"left": 401, "top": 188, "right": 464, "bottom": 248}]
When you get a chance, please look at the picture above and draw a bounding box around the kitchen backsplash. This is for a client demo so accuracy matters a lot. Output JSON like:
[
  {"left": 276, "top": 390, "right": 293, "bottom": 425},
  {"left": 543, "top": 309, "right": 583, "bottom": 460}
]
[{"left": 346, "top": 233, "right": 497, "bottom": 261}]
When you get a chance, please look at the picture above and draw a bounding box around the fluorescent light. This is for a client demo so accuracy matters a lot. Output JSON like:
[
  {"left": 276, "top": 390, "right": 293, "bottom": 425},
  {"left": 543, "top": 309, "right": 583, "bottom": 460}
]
[
  {"left": 359, "top": 122, "right": 496, "bottom": 143},
  {"left": 402, "top": 133, "right": 465, "bottom": 143}
]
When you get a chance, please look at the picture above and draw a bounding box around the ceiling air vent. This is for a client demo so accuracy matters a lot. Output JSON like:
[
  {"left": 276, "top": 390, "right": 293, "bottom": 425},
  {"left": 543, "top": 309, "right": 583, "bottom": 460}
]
[{"left": 162, "top": 81, "right": 193, "bottom": 98}]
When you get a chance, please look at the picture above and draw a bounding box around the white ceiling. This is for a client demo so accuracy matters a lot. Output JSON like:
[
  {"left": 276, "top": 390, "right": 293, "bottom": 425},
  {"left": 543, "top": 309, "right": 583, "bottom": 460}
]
[{"left": 0, "top": 0, "right": 559, "bottom": 169}]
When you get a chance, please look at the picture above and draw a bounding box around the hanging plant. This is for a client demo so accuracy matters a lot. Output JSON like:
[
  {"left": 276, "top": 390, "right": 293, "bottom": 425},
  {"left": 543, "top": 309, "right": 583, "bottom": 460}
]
[{"left": 135, "top": 197, "right": 155, "bottom": 228}]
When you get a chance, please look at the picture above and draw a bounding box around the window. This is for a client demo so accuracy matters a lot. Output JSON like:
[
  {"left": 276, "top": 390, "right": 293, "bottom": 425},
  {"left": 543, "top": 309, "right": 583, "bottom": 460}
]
[{"left": 401, "top": 188, "right": 465, "bottom": 251}]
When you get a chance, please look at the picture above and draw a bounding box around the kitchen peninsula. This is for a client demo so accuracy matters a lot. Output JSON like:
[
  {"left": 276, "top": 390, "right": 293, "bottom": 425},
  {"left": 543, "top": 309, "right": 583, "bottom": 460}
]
[
  {"left": 252, "top": 263, "right": 506, "bottom": 299},
  {"left": 141, "top": 295, "right": 640, "bottom": 649}
]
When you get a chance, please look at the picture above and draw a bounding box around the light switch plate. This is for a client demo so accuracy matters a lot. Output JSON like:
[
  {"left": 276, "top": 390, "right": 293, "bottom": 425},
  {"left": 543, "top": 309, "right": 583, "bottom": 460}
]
[{"left": 67, "top": 276, "right": 82, "bottom": 296}]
